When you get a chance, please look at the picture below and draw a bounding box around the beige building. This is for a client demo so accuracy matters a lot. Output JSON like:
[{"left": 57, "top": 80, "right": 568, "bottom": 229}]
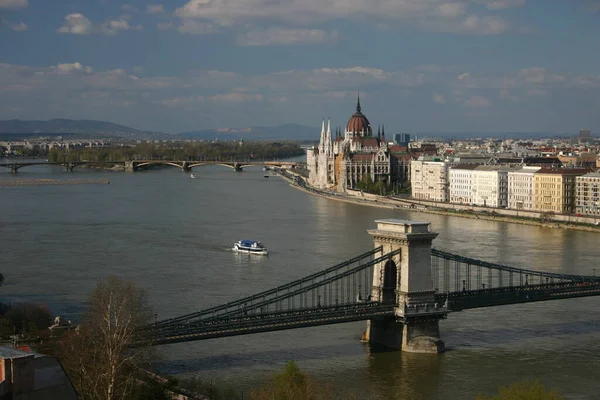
[
  {"left": 507, "top": 166, "right": 540, "bottom": 210},
  {"left": 410, "top": 157, "right": 456, "bottom": 202},
  {"left": 576, "top": 172, "right": 600, "bottom": 216},
  {"left": 532, "top": 169, "right": 591, "bottom": 214}
]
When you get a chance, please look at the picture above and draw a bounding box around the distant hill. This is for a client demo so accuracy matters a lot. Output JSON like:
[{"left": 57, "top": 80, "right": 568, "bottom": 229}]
[
  {"left": 0, "top": 119, "right": 142, "bottom": 135},
  {"left": 177, "top": 123, "right": 318, "bottom": 141}
]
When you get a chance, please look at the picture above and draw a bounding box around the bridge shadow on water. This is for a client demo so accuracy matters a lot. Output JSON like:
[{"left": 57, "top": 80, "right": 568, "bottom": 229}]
[
  {"left": 153, "top": 318, "right": 600, "bottom": 376},
  {"left": 445, "top": 318, "right": 600, "bottom": 349},
  {"left": 153, "top": 341, "right": 368, "bottom": 374}
]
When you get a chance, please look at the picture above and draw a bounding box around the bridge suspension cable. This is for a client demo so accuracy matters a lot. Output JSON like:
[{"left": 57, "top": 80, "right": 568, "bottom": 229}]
[{"left": 150, "top": 246, "right": 384, "bottom": 329}]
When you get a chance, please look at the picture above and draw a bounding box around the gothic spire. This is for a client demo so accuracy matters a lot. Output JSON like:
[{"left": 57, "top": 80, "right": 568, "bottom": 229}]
[
  {"left": 377, "top": 125, "right": 381, "bottom": 139},
  {"left": 356, "top": 92, "right": 361, "bottom": 113}
]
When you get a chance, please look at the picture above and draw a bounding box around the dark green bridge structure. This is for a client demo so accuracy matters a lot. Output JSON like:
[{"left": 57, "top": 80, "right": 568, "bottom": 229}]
[
  {"left": 134, "top": 219, "right": 600, "bottom": 352},
  {"left": 0, "top": 159, "right": 304, "bottom": 173}
]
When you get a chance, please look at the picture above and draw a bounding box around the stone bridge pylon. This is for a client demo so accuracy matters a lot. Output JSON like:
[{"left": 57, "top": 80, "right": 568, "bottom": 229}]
[{"left": 365, "top": 219, "right": 447, "bottom": 353}]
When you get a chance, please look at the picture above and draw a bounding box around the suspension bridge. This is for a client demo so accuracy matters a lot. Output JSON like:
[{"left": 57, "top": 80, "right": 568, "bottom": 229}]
[{"left": 134, "top": 219, "right": 600, "bottom": 353}]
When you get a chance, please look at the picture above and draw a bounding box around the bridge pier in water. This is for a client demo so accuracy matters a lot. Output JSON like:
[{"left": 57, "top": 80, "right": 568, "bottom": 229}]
[
  {"left": 365, "top": 219, "right": 446, "bottom": 353},
  {"left": 125, "top": 161, "right": 137, "bottom": 172},
  {"left": 233, "top": 163, "right": 243, "bottom": 172}
]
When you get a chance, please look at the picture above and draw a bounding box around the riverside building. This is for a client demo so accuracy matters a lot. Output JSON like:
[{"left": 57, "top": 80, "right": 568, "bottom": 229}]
[
  {"left": 576, "top": 172, "right": 600, "bottom": 216},
  {"left": 410, "top": 157, "right": 457, "bottom": 202},
  {"left": 507, "top": 166, "right": 540, "bottom": 210},
  {"left": 306, "top": 97, "right": 400, "bottom": 191},
  {"left": 532, "top": 169, "right": 592, "bottom": 214},
  {"left": 449, "top": 165, "right": 478, "bottom": 204}
]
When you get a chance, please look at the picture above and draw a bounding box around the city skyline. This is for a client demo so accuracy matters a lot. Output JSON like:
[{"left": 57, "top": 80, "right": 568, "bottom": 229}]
[{"left": 1, "top": 1, "right": 600, "bottom": 134}]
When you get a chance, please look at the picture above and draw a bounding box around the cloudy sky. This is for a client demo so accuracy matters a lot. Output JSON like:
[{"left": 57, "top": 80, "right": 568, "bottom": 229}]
[{"left": 1, "top": 0, "right": 599, "bottom": 134}]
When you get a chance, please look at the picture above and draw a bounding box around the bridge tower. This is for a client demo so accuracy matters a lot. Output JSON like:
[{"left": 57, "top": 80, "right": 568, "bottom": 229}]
[{"left": 365, "top": 219, "right": 446, "bottom": 353}]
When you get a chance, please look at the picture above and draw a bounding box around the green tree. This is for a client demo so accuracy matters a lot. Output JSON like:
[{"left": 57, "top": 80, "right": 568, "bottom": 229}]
[
  {"left": 250, "top": 361, "right": 357, "bottom": 400},
  {"left": 476, "top": 380, "right": 565, "bottom": 400},
  {"left": 0, "top": 303, "right": 52, "bottom": 338}
]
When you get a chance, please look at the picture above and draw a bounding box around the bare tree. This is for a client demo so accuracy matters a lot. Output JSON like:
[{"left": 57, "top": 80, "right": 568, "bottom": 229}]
[{"left": 58, "top": 276, "right": 155, "bottom": 400}]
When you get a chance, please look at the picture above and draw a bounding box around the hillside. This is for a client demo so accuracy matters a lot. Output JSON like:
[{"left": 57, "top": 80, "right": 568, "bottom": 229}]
[
  {"left": 0, "top": 119, "right": 141, "bottom": 135},
  {"left": 176, "top": 123, "right": 318, "bottom": 141}
]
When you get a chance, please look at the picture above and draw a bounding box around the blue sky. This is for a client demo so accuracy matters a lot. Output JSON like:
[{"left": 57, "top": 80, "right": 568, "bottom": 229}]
[{"left": 1, "top": 0, "right": 600, "bottom": 134}]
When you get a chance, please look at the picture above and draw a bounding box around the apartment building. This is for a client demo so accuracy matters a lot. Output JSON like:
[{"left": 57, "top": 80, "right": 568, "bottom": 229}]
[
  {"left": 449, "top": 165, "right": 478, "bottom": 204},
  {"left": 410, "top": 157, "right": 456, "bottom": 202},
  {"left": 471, "top": 166, "right": 519, "bottom": 208},
  {"left": 533, "top": 169, "right": 591, "bottom": 214},
  {"left": 576, "top": 172, "right": 600, "bottom": 216},
  {"left": 507, "top": 166, "right": 540, "bottom": 210}
]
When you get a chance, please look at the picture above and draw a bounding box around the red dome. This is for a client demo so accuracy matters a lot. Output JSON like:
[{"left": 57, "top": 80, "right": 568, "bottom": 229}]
[{"left": 346, "top": 96, "right": 371, "bottom": 134}]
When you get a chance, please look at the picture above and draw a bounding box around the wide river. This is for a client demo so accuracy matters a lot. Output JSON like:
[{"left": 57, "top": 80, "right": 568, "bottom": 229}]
[{"left": 1, "top": 161, "right": 599, "bottom": 399}]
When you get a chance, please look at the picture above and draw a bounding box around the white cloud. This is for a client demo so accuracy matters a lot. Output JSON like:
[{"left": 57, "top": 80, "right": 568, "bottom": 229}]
[
  {"left": 465, "top": 95, "right": 491, "bottom": 107},
  {"left": 176, "top": 0, "right": 518, "bottom": 35},
  {"left": 0, "top": 0, "right": 27, "bottom": 9},
  {"left": 483, "top": 0, "right": 526, "bottom": 10},
  {"left": 456, "top": 15, "right": 509, "bottom": 34},
  {"left": 101, "top": 18, "right": 143, "bottom": 35},
  {"left": 147, "top": 4, "right": 165, "bottom": 14},
  {"left": 433, "top": 93, "right": 446, "bottom": 104},
  {"left": 457, "top": 72, "right": 470, "bottom": 80},
  {"left": 51, "top": 62, "right": 93, "bottom": 75},
  {"left": 436, "top": 3, "right": 465, "bottom": 18},
  {"left": 58, "top": 13, "right": 92, "bottom": 35},
  {"left": 237, "top": 28, "right": 339, "bottom": 46},
  {"left": 210, "top": 93, "right": 264, "bottom": 103},
  {"left": 517, "top": 67, "right": 565, "bottom": 85},
  {"left": 3, "top": 61, "right": 600, "bottom": 132},
  {"left": 178, "top": 19, "right": 218, "bottom": 34},
  {"left": 6, "top": 21, "right": 28, "bottom": 31}
]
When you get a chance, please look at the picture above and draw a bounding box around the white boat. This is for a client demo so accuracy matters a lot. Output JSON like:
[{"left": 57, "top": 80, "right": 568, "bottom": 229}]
[
  {"left": 190, "top": 173, "right": 196, "bottom": 179},
  {"left": 232, "top": 240, "right": 268, "bottom": 256}
]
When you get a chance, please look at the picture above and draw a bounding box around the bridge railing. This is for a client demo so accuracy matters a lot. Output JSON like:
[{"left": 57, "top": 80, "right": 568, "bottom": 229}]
[
  {"left": 431, "top": 248, "right": 600, "bottom": 293},
  {"left": 149, "top": 246, "right": 384, "bottom": 330}
]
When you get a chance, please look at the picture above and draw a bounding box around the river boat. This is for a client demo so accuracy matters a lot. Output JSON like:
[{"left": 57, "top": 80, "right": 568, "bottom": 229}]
[
  {"left": 232, "top": 240, "right": 268, "bottom": 255},
  {"left": 264, "top": 174, "right": 269, "bottom": 178}
]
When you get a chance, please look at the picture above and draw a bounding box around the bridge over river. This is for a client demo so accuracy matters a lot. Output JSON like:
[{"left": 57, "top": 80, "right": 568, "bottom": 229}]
[
  {"left": 0, "top": 159, "right": 304, "bottom": 173},
  {"left": 134, "top": 219, "right": 600, "bottom": 353}
]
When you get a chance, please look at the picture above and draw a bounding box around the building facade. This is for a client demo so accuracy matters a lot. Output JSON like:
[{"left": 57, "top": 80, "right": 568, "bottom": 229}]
[
  {"left": 0, "top": 347, "right": 77, "bottom": 399},
  {"left": 507, "top": 166, "right": 540, "bottom": 210},
  {"left": 470, "top": 166, "right": 517, "bottom": 208},
  {"left": 576, "top": 172, "right": 600, "bottom": 216},
  {"left": 307, "top": 98, "right": 398, "bottom": 191},
  {"left": 448, "top": 165, "right": 478, "bottom": 204},
  {"left": 532, "top": 169, "right": 590, "bottom": 214},
  {"left": 410, "top": 157, "right": 456, "bottom": 202}
]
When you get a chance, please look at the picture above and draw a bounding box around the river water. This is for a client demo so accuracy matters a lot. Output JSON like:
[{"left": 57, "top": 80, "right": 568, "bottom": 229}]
[{"left": 1, "top": 162, "right": 599, "bottom": 399}]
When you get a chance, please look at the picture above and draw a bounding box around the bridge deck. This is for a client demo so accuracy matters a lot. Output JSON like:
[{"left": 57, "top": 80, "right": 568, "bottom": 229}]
[{"left": 135, "top": 302, "right": 395, "bottom": 347}]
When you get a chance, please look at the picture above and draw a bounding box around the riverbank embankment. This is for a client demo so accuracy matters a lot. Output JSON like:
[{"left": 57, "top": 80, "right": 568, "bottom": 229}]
[{"left": 274, "top": 170, "right": 600, "bottom": 233}]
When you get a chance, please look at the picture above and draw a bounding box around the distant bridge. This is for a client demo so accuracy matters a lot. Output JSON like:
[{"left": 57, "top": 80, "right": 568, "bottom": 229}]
[
  {"left": 0, "top": 160, "right": 305, "bottom": 173},
  {"left": 133, "top": 219, "right": 600, "bottom": 352}
]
